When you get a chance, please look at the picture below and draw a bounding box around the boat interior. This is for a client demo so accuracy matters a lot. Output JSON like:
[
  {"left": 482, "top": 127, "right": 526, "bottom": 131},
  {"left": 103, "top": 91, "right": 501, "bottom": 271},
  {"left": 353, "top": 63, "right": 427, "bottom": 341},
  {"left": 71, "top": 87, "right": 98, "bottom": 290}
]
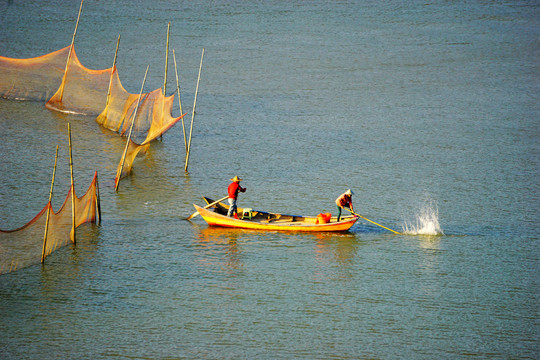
[{"left": 203, "top": 197, "right": 350, "bottom": 224}]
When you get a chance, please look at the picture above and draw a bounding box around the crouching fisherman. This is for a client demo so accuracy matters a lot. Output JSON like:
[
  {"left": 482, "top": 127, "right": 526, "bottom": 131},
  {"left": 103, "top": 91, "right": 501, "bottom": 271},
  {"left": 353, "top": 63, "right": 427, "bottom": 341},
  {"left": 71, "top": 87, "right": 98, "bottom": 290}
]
[{"left": 336, "top": 189, "right": 354, "bottom": 221}]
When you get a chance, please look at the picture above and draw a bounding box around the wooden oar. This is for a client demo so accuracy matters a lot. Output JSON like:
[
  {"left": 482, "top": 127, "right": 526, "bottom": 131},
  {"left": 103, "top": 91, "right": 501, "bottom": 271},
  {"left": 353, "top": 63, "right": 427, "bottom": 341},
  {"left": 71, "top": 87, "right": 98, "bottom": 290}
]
[
  {"left": 345, "top": 208, "right": 401, "bottom": 234},
  {"left": 186, "top": 195, "right": 228, "bottom": 220}
]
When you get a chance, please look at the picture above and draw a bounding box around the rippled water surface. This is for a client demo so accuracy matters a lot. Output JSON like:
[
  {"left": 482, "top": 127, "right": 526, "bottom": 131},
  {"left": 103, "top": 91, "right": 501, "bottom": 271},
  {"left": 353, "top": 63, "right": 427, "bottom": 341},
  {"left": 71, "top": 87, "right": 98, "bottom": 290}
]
[{"left": 0, "top": 1, "right": 538, "bottom": 358}]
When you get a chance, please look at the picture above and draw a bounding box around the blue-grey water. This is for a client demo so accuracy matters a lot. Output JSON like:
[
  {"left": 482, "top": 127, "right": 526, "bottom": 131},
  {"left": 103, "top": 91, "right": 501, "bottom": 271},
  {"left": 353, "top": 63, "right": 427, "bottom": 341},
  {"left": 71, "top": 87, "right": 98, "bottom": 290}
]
[{"left": 0, "top": 0, "right": 538, "bottom": 358}]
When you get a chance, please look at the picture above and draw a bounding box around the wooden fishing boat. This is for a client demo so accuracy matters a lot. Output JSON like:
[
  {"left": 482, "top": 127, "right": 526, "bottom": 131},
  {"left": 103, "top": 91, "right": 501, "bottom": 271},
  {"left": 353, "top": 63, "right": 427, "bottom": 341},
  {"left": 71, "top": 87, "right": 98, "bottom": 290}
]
[{"left": 192, "top": 197, "right": 358, "bottom": 232}]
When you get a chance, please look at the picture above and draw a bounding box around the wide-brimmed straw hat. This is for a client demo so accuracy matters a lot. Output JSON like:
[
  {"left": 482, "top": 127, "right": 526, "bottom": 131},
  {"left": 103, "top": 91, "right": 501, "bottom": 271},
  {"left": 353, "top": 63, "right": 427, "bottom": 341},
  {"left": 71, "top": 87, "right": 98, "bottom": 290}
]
[
  {"left": 345, "top": 189, "right": 354, "bottom": 196},
  {"left": 230, "top": 176, "right": 242, "bottom": 182}
]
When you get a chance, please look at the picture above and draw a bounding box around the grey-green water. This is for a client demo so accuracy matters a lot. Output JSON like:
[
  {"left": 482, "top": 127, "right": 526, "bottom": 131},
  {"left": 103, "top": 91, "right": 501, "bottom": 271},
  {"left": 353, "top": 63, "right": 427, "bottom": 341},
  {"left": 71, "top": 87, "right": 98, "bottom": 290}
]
[{"left": 0, "top": 0, "right": 538, "bottom": 358}]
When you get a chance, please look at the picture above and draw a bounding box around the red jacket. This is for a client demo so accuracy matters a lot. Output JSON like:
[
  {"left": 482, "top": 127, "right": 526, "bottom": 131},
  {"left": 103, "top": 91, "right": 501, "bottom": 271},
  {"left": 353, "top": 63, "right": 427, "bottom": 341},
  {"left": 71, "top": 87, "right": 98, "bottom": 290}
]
[{"left": 228, "top": 182, "right": 246, "bottom": 199}]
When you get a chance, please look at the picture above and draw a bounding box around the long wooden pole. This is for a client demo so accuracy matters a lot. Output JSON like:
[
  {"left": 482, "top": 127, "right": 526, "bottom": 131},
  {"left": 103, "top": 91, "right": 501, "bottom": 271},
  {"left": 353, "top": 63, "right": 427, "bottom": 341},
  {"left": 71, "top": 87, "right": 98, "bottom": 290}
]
[
  {"left": 114, "top": 65, "right": 150, "bottom": 192},
  {"left": 59, "top": 0, "right": 84, "bottom": 102},
  {"left": 159, "top": 23, "right": 170, "bottom": 142},
  {"left": 345, "top": 208, "right": 401, "bottom": 234},
  {"left": 105, "top": 34, "right": 121, "bottom": 108},
  {"left": 173, "top": 49, "right": 187, "bottom": 153},
  {"left": 95, "top": 172, "right": 101, "bottom": 224},
  {"left": 41, "top": 146, "right": 59, "bottom": 264},
  {"left": 184, "top": 48, "right": 205, "bottom": 172},
  {"left": 163, "top": 23, "right": 170, "bottom": 97},
  {"left": 68, "top": 123, "right": 76, "bottom": 244}
]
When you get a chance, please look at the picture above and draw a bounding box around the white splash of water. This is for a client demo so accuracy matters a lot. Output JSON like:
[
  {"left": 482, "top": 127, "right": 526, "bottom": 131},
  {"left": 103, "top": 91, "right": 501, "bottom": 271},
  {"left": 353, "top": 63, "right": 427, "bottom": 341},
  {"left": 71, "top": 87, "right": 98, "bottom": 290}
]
[{"left": 402, "top": 202, "right": 444, "bottom": 236}]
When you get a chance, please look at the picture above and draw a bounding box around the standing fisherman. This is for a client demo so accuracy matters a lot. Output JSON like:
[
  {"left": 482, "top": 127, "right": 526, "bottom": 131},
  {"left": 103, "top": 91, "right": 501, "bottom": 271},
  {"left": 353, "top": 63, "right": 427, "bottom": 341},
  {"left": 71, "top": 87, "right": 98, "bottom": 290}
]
[
  {"left": 227, "top": 176, "right": 246, "bottom": 218},
  {"left": 336, "top": 189, "right": 354, "bottom": 222}
]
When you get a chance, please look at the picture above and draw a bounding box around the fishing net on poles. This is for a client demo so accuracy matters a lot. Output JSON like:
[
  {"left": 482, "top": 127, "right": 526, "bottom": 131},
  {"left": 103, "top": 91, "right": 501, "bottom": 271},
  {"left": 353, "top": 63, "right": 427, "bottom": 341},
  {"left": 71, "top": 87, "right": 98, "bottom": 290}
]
[
  {"left": 0, "top": 45, "right": 185, "bottom": 179},
  {"left": 106, "top": 86, "right": 186, "bottom": 183},
  {"left": 115, "top": 139, "right": 151, "bottom": 185},
  {"left": 45, "top": 46, "right": 112, "bottom": 115},
  {"left": 0, "top": 46, "right": 186, "bottom": 182},
  {"left": 0, "top": 45, "right": 111, "bottom": 115},
  {"left": 0, "top": 46, "right": 184, "bottom": 139},
  {"left": 97, "top": 75, "right": 186, "bottom": 145},
  {"left": 0, "top": 172, "right": 100, "bottom": 275},
  {"left": 0, "top": 47, "right": 68, "bottom": 101}
]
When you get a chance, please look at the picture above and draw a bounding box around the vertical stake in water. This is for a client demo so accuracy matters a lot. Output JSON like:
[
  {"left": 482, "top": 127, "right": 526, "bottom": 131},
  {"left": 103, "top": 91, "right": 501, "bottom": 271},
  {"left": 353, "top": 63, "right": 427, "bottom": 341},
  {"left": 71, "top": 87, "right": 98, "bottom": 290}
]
[
  {"left": 59, "top": 0, "right": 84, "bottom": 103},
  {"left": 173, "top": 49, "right": 187, "bottom": 154},
  {"left": 160, "top": 23, "right": 170, "bottom": 141},
  {"left": 105, "top": 34, "right": 121, "bottom": 108},
  {"left": 68, "top": 123, "right": 76, "bottom": 244},
  {"left": 114, "top": 65, "right": 150, "bottom": 192},
  {"left": 41, "top": 146, "right": 59, "bottom": 264},
  {"left": 163, "top": 23, "right": 170, "bottom": 98},
  {"left": 185, "top": 48, "right": 205, "bottom": 172},
  {"left": 95, "top": 172, "right": 101, "bottom": 224}
]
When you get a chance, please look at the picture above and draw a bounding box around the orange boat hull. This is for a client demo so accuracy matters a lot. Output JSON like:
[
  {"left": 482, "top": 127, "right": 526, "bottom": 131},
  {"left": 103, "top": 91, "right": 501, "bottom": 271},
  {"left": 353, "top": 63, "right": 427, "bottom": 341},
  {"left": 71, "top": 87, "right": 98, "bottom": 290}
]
[{"left": 193, "top": 204, "right": 357, "bottom": 232}]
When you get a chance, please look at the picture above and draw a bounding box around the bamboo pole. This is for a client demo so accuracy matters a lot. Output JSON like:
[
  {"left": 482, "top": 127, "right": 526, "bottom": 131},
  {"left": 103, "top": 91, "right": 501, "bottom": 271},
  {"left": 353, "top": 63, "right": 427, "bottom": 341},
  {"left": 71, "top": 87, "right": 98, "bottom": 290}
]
[
  {"left": 105, "top": 34, "right": 121, "bottom": 108},
  {"left": 41, "top": 146, "right": 59, "bottom": 264},
  {"left": 184, "top": 48, "right": 205, "bottom": 172},
  {"left": 159, "top": 23, "right": 171, "bottom": 142},
  {"left": 68, "top": 123, "right": 76, "bottom": 244},
  {"left": 345, "top": 208, "right": 401, "bottom": 234},
  {"left": 114, "top": 65, "right": 150, "bottom": 192},
  {"left": 173, "top": 49, "right": 187, "bottom": 153},
  {"left": 95, "top": 171, "right": 101, "bottom": 224},
  {"left": 163, "top": 23, "right": 170, "bottom": 98},
  {"left": 59, "top": 0, "right": 84, "bottom": 102}
]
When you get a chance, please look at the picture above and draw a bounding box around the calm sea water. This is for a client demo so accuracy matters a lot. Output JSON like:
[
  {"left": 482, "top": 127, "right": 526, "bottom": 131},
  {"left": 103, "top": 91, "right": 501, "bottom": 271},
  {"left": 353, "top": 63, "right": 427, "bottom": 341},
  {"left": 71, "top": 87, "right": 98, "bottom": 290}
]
[{"left": 0, "top": 0, "right": 538, "bottom": 358}]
